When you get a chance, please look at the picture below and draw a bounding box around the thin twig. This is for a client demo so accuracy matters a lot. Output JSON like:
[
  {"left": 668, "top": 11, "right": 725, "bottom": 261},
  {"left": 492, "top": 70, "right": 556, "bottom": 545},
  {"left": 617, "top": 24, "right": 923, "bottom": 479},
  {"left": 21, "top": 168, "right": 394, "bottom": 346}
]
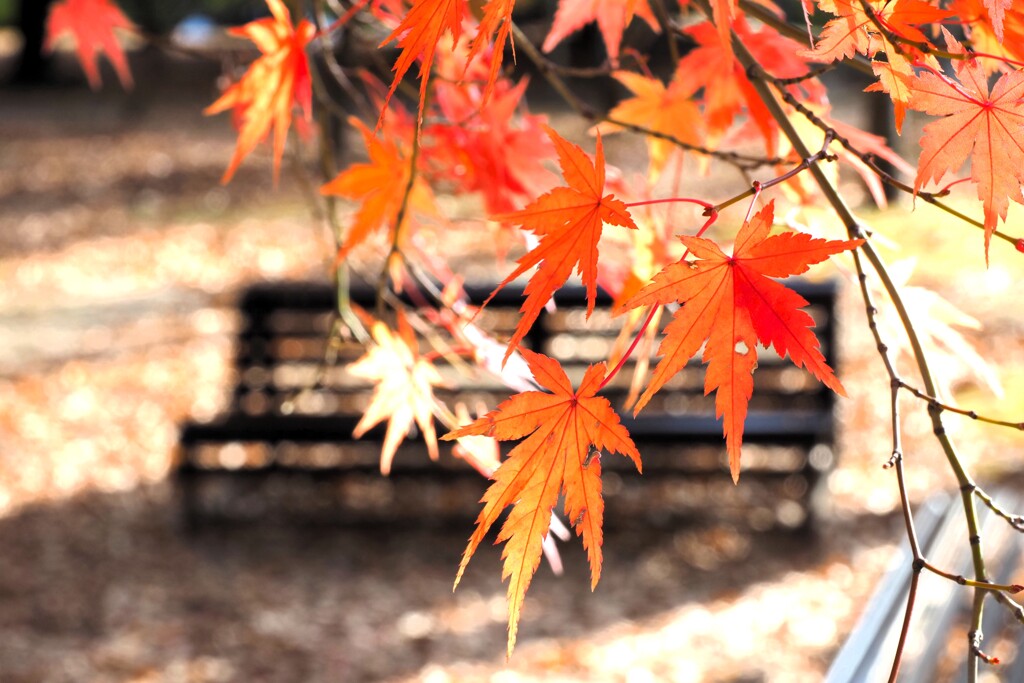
[
  {"left": 974, "top": 487, "right": 1024, "bottom": 533},
  {"left": 719, "top": 7, "right": 992, "bottom": 678},
  {"left": 508, "top": 21, "right": 784, "bottom": 171},
  {"left": 896, "top": 381, "right": 1024, "bottom": 432},
  {"left": 761, "top": 72, "right": 1022, "bottom": 249}
]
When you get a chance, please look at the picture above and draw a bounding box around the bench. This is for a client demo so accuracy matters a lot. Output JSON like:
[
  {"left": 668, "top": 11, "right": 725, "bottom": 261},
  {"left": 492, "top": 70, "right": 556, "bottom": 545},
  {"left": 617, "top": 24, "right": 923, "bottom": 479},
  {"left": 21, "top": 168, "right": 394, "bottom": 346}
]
[
  {"left": 175, "top": 278, "right": 840, "bottom": 530},
  {"left": 826, "top": 490, "right": 1024, "bottom": 681}
]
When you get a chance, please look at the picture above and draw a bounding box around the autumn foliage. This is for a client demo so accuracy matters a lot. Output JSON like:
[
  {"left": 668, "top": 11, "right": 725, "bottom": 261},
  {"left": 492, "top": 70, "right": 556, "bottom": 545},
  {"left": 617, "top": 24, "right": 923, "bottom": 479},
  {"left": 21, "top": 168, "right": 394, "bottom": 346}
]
[{"left": 48, "top": 0, "right": 1024, "bottom": 671}]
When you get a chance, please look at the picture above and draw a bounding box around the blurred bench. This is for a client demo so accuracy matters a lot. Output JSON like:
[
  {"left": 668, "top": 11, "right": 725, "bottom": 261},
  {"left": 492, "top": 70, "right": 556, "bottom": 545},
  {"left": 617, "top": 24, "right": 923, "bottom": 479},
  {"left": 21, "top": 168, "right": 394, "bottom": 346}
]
[
  {"left": 175, "top": 279, "right": 840, "bottom": 530},
  {"left": 826, "top": 490, "right": 1024, "bottom": 682}
]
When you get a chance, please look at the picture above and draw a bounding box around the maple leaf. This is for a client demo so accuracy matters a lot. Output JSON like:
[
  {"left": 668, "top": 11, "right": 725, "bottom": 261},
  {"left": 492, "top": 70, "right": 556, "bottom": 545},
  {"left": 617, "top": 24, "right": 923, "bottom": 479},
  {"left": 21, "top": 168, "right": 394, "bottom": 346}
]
[
  {"left": 908, "top": 35, "right": 1024, "bottom": 259},
  {"left": 321, "top": 117, "right": 436, "bottom": 257},
  {"left": 984, "top": 0, "right": 1013, "bottom": 41},
  {"left": 44, "top": 0, "right": 135, "bottom": 90},
  {"left": 676, "top": 17, "right": 825, "bottom": 154},
  {"left": 487, "top": 128, "right": 637, "bottom": 363},
  {"left": 599, "top": 70, "right": 704, "bottom": 181},
  {"left": 204, "top": 0, "right": 314, "bottom": 184},
  {"left": 799, "top": 0, "right": 948, "bottom": 132},
  {"left": 623, "top": 201, "right": 861, "bottom": 481},
  {"left": 541, "top": 0, "right": 658, "bottom": 65},
  {"left": 349, "top": 312, "right": 444, "bottom": 475},
  {"left": 952, "top": 0, "right": 1024, "bottom": 69},
  {"left": 710, "top": 0, "right": 738, "bottom": 58},
  {"left": 427, "top": 72, "right": 555, "bottom": 214},
  {"left": 379, "top": 0, "right": 464, "bottom": 120},
  {"left": 444, "top": 349, "right": 641, "bottom": 655},
  {"left": 467, "top": 0, "right": 517, "bottom": 102}
]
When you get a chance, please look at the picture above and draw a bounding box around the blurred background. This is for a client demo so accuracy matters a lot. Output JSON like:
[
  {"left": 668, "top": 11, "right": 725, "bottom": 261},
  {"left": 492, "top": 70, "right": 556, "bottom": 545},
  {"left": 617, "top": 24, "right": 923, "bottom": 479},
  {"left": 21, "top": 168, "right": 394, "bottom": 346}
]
[{"left": 0, "top": 1, "right": 1022, "bottom": 681}]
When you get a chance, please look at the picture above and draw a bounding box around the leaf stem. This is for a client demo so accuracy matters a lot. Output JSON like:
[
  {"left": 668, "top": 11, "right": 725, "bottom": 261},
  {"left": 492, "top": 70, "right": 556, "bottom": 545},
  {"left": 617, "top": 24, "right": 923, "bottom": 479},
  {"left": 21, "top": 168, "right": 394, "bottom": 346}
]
[
  {"left": 597, "top": 305, "right": 660, "bottom": 392},
  {"left": 625, "top": 197, "right": 714, "bottom": 210},
  {"left": 315, "top": 0, "right": 371, "bottom": 39}
]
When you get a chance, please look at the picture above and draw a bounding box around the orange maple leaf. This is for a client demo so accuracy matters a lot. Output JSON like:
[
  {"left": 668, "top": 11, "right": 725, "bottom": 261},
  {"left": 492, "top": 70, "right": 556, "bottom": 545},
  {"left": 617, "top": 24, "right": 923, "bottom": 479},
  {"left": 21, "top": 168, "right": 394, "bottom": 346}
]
[
  {"left": 487, "top": 128, "right": 637, "bottom": 363},
  {"left": 204, "top": 0, "right": 315, "bottom": 184},
  {"left": 44, "top": 0, "right": 135, "bottom": 90},
  {"left": 623, "top": 201, "right": 861, "bottom": 481},
  {"left": 599, "top": 70, "right": 704, "bottom": 181},
  {"left": 710, "top": 0, "right": 738, "bottom": 58},
  {"left": 467, "top": 0, "right": 517, "bottom": 102},
  {"left": 952, "top": 0, "right": 1024, "bottom": 68},
  {"left": 983, "top": 0, "right": 1013, "bottom": 41},
  {"left": 349, "top": 312, "right": 444, "bottom": 475},
  {"left": 444, "top": 349, "right": 641, "bottom": 655},
  {"left": 908, "top": 34, "right": 1024, "bottom": 260},
  {"left": 541, "top": 0, "right": 658, "bottom": 64},
  {"left": 379, "top": 0, "right": 464, "bottom": 120},
  {"left": 799, "top": 0, "right": 949, "bottom": 132},
  {"left": 321, "top": 116, "right": 436, "bottom": 258}
]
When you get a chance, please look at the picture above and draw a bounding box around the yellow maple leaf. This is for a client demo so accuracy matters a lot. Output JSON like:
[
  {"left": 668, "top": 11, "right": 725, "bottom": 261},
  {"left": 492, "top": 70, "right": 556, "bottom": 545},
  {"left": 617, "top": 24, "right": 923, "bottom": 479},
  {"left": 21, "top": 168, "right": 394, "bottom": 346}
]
[{"left": 349, "top": 312, "right": 444, "bottom": 475}]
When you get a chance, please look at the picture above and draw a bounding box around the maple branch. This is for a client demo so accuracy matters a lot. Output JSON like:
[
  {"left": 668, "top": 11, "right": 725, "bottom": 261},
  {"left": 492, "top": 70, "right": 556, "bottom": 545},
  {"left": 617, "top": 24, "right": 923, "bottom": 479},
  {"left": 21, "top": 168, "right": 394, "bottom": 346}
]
[
  {"left": 771, "top": 64, "right": 836, "bottom": 86},
  {"left": 851, "top": 247, "right": 919, "bottom": 682},
  {"left": 375, "top": 82, "right": 429, "bottom": 314},
  {"left": 704, "top": 133, "right": 837, "bottom": 216},
  {"left": 857, "top": 0, "right": 1024, "bottom": 70},
  {"left": 992, "top": 590, "right": 1024, "bottom": 626},
  {"left": 922, "top": 561, "right": 1024, "bottom": 593},
  {"left": 309, "top": 0, "right": 377, "bottom": 122},
  {"left": 763, "top": 72, "right": 1023, "bottom": 249},
  {"left": 734, "top": 0, "right": 874, "bottom": 77},
  {"left": 625, "top": 197, "right": 714, "bottom": 211},
  {"left": 507, "top": 21, "right": 783, "bottom": 171},
  {"left": 722, "top": 11, "right": 995, "bottom": 679},
  {"left": 315, "top": 0, "right": 372, "bottom": 39}
]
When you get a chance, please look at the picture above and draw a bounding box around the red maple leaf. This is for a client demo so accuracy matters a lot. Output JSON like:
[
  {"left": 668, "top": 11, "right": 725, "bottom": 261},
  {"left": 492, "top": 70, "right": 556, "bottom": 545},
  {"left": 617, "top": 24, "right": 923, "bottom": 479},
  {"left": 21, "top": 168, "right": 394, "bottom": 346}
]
[
  {"left": 427, "top": 68, "right": 555, "bottom": 214},
  {"left": 204, "top": 0, "right": 314, "bottom": 184},
  {"left": 623, "top": 201, "right": 861, "bottom": 481},
  {"left": 676, "top": 17, "right": 825, "bottom": 154},
  {"left": 444, "top": 349, "right": 640, "bottom": 655},
  {"left": 952, "top": 0, "right": 1024, "bottom": 66},
  {"left": 487, "top": 128, "right": 637, "bottom": 363},
  {"left": 541, "top": 0, "right": 658, "bottom": 64},
  {"left": 44, "top": 0, "right": 135, "bottom": 89},
  {"left": 800, "top": 0, "right": 949, "bottom": 132}
]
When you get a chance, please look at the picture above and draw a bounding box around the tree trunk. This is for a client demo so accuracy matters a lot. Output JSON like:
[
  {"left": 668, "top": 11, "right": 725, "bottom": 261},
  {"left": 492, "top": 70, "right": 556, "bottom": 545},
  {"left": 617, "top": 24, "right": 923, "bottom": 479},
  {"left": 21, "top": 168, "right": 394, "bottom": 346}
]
[{"left": 13, "top": 0, "right": 54, "bottom": 84}]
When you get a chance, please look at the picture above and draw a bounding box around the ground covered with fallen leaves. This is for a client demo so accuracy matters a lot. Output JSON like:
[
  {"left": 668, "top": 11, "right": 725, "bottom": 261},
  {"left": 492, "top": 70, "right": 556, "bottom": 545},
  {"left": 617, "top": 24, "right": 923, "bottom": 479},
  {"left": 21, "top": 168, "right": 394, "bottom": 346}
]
[{"left": 1, "top": 49, "right": 1022, "bottom": 682}]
